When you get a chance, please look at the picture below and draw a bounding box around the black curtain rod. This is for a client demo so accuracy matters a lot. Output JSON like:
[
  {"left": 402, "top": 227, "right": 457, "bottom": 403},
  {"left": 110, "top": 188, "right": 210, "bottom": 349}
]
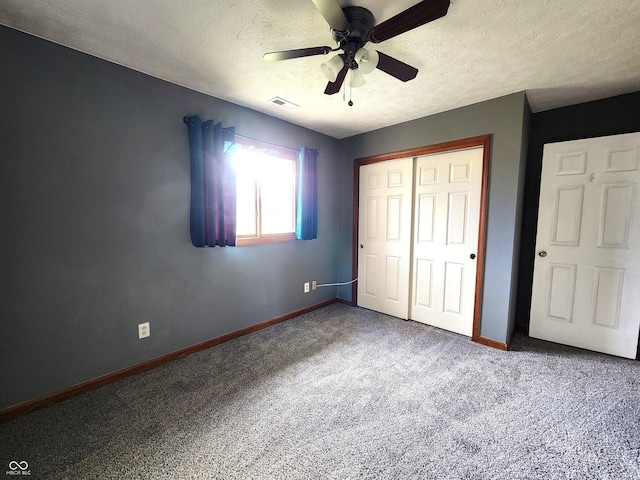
[{"left": 235, "top": 133, "right": 300, "bottom": 153}]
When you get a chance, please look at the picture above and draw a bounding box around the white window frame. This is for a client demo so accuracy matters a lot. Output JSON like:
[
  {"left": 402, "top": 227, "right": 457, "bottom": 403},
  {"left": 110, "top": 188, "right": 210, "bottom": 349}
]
[{"left": 233, "top": 137, "right": 298, "bottom": 246}]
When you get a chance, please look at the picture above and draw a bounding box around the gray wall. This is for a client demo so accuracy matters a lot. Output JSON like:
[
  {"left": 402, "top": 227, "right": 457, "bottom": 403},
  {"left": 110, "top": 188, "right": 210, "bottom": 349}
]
[
  {"left": 0, "top": 22, "right": 535, "bottom": 411},
  {"left": 337, "top": 93, "right": 530, "bottom": 343},
  {"left": 0, "top": 26, "right": 341, "bottom": 410}
]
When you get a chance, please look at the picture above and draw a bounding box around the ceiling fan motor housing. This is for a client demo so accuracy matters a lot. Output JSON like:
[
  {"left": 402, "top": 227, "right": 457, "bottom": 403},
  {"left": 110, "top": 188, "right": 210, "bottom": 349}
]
[{"left": 332, "top": 6, "right": 375, "bottom": 67}]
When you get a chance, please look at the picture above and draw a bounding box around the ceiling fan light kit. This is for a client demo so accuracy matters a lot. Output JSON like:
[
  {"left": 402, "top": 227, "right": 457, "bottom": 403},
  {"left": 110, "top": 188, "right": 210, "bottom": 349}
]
[
  {"left": 321, "top": 54, "right": 346, "bottom": 83},
  {"left": 348, "top": 67, "right": 366, "bottom": 88},
  {"left": 354, "top": 48, "right": 379, "bottom": 75},
  {"left": 263, "top": 0, "right": 450, "bottom": 99}
]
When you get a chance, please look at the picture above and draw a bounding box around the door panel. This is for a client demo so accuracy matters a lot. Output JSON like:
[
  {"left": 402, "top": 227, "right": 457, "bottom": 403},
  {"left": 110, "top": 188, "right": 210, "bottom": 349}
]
[
  {"left": 530, "top": 132, "right": 640, "bottom": 358},
  {"left": 443, "top": 262, "right": 465, "bottom": 314},
  {"left": 545, "top": 263, "right": 576, "bottom": 321},
  {"left": 591, "top": 267, "right": 624, "bottom": 328},
  {"left": 385, "top": 256, "right": 401, "bottom": 301},
  {"left": 417, "top": 194, "right": 436, "bottom": 242},
  {"left": 410, "top": 148, "right": 484, "bottom": 336},
  {"left": 366, "top": 197, "right": 379, "bottom": 239},
  {"left": 357, "top": 158, "right": 413, "bottom": 319},
  {"left": 447, "top": 192, "right": 469, "bottom": 244},
  {"left": 387, "top": 196, "right": 403, "bottom": 240},
  {"left": 364, "top": 254, "right": 378, "bottom": 296},
  {"left": 599, "top": 183, "right": 633, "bottom": 248},
  {"left": 551, "top": 186, "right": 584, "bottom": 245},
  {"left": 414, "top": 259, "right": 434, "bottom": 308}
]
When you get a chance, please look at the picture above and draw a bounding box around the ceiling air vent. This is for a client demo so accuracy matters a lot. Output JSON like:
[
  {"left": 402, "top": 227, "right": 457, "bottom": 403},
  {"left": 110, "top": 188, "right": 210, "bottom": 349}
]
[{"left": 268, "top": 96, "right": 300, "bottom": 109}]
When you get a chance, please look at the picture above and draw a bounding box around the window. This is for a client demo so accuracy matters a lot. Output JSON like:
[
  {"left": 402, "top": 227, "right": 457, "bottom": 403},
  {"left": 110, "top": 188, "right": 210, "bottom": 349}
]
[{"left": 233, "top": 137, "right": 298, "bottom": 245}]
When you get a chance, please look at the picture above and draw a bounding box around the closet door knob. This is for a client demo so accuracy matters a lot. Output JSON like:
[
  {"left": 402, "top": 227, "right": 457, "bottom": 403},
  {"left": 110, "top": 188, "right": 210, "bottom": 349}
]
[
  {"left": 360, "top": 244, "right": 364, "bottom": 249},
  {"left": 538, "top": 250, "right": 547, "bottom": 257},
  {"left": 470, "top": 253, "right": 476, "bottom": 260}
]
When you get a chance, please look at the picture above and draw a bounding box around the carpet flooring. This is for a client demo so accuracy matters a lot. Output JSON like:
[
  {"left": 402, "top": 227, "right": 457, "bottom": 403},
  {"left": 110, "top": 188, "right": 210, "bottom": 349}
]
[{"left": 1, "top": 303, "right": 639, "bottom": 479}]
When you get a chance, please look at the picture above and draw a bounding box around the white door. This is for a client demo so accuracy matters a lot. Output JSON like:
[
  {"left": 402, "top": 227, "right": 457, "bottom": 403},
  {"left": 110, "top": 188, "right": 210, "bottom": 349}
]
[
  {"left": 357, "top": 158, "right": 413, "bottom": 319},
  {"left": 410, "top": 148, "right": 484, "bottom": 336},
  {"left": 530, "top": 132, "right": 640, "bottom": 358}
]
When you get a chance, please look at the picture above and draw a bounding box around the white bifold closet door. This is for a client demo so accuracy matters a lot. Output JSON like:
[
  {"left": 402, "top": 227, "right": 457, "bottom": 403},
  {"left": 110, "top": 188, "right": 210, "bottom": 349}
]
[
  {"left": 358, "top": 147, "right": 484, "bottom": 337},
  {"left": 357, "top": 158, "right": 414, "bottom": 320},
  {"left": 409, "top": 148, "right": 483, "bottom": 336}
]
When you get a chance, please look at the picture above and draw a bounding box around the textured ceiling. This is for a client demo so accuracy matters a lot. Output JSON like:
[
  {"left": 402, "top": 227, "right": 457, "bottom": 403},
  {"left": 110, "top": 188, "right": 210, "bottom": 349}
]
[{"left": 1, "top": 0, "right": 639, "bottom": 139}]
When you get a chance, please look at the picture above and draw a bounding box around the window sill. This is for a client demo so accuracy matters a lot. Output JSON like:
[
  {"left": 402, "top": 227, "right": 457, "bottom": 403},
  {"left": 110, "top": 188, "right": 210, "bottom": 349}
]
[{"left": 237, "top": 233, "right": 297, "bottom": 246}]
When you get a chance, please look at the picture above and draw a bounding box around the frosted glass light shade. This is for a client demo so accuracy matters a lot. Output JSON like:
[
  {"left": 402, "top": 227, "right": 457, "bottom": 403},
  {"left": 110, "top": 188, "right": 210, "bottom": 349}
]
[
  {"left": 355, "top": 48, "right": 379, "bottom": 74},
  {"left": 349, "top": 67, "right": 366, "bottom": 88},
  {"left": 321, "top": 55, "right": 344, "bottom": 82}
]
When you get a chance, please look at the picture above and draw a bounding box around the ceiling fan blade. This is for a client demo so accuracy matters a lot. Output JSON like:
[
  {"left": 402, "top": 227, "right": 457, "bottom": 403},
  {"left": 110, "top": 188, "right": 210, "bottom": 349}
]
[
  {"left": 311, "top": 0, "right": 351, "bottom": 32},
  {"left": 370, "top": 0, "right": 450, "bottom": 43},
  {"left": 375, "top": 51, "right": 418, "bottom": 82},
  {"left": 263, "top": 46, "right": 332, "bottom": 62},
  {"left": 324, "top": 64, "right": 349, "bottom": 95}
]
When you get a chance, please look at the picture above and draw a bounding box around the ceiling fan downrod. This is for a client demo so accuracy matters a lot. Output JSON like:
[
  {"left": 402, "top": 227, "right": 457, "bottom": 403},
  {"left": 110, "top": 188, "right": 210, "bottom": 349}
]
[{"left": 332, "top": 7, "right": 375, "bottom": 66}]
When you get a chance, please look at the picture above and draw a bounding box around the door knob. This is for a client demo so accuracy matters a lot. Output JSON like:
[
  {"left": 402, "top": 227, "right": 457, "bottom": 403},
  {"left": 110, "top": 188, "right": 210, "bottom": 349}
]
[
  {"left": 360, "top": 244, "right": 364, "bottom": 249},
  {"left": 470, "top": 253, "right": 476, "bottom": 260},
  {"left": 538, "top": 250, "right": 547, "bottom": 257}
]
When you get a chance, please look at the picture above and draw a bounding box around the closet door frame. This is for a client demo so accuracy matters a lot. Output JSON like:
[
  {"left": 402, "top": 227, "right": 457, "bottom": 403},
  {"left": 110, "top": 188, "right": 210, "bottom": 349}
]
[{"left": 351, "top": 134, "right": 492, "bottom": 344}]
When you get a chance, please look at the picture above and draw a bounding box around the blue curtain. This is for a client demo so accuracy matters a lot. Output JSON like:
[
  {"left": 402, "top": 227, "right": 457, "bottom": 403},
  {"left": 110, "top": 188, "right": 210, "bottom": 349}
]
[
  {"left": 296, "top": 147, "right": 319, "bottom": 240},
  {"left": 184, "top": 115, "right": 236, "bottom": 247}
]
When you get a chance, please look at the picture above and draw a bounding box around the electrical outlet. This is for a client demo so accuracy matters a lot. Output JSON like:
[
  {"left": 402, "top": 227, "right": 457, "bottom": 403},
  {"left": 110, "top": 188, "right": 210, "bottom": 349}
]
[
  {"left": 138, "top": 322, "right": 150, "bottom": 339},
  {"left": 304, "top": 282, "right": 310, "bottom": 293},
  {"left": 312, "top": 281, "right": 317, "bottom": 290}
]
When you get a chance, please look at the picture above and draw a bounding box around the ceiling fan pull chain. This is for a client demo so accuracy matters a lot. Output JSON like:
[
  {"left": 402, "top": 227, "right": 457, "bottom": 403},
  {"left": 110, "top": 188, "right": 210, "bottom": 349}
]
[{"left": 342, "top": 70, "right": 353, "bottom": 106}]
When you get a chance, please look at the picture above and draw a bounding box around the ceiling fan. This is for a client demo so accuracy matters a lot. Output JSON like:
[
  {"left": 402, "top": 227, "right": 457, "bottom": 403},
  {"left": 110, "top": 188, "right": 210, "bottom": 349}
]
[{"left": 263, "top": 0, "right": 450, "bottom": 97}]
